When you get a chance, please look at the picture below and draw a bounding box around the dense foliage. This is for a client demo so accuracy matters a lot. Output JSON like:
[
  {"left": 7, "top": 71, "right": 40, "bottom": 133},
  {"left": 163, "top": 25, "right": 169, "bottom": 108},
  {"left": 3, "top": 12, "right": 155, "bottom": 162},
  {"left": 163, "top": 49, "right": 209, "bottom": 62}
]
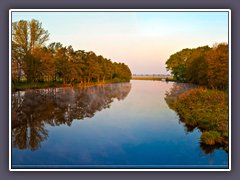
[
  {"left": 166, "top": 44, "right": 228, "bottom": 89},
  {"left": 12, "top": 19, "right": 132, "bottom": 86},
  {"left": 175, "top": 88, "right": 228, "bottom": 150},
  {"left": 165, "top": 43, "right": 229, "bottom": 151}
]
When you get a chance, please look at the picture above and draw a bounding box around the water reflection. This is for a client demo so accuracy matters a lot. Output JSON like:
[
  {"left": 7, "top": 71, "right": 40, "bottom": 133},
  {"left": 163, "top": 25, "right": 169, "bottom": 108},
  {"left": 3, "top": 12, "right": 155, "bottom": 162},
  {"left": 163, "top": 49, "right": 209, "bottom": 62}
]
[
  {"left": 164, "top": 83, "right": 227, "bottom": 154},
  {"left": 12, "top": 83, "right": 132, "bottom": 151},
  {"left": 164, "top": 82, "right": 196, "bottom": 112},
  {"left": 200, "top": 143, "right": 227, "bottom": 154}
]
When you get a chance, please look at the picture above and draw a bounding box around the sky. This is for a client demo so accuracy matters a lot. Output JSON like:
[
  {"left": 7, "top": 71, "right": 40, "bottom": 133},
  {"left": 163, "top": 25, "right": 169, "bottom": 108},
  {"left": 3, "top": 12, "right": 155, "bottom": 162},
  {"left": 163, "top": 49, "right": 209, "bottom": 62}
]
[{"left": 12, "top": 11, "right": 229, "bottom": 74}]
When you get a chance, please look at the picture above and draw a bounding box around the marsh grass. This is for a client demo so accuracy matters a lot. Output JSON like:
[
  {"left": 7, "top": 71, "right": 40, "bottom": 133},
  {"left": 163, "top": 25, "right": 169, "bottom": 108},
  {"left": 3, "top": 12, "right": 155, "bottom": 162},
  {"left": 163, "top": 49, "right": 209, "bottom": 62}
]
[
  {"left": 131, "top": 77, "right": 162, "bottom": 81},
  {"left": 175, "top": 88, "right": 228, "bottom": 150},
  {"left": 12, "top": 79, "right": 130, "bottom": 91},
  {"left": 13, "top": 81, "right": 65, "bottom": 91}
]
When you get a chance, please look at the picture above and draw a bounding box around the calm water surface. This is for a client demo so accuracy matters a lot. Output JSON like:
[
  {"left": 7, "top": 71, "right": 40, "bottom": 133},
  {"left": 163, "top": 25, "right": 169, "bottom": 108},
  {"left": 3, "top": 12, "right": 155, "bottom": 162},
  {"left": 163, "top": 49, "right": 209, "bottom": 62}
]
[{"left": 12, "top": 80, "right": 228, "bottom": 168}]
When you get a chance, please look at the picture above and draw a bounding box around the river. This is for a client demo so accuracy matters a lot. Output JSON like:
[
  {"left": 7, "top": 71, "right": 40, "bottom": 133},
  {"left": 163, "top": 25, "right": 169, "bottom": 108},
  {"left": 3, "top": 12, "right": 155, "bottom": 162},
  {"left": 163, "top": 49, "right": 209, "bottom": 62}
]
[{"left": 11, "top": 80, "right": 228, "bottom": 169}]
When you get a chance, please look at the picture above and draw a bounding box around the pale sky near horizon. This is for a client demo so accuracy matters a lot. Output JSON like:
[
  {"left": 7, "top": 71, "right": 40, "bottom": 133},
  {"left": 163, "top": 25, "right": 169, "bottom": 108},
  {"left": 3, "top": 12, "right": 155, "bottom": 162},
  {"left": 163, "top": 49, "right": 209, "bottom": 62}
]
[{"left": 12, "top": 11, "right": 229, "bottom": 74}]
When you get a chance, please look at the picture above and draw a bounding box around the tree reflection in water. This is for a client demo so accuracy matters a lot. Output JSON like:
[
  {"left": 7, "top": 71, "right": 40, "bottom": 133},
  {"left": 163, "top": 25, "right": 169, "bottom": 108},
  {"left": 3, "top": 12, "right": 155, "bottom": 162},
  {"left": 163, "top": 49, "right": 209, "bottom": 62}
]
[
  {"left": 164, "top": 82, "right": 227, "bottom": 154},
  {"left": 12, "top": 83, "right": 132, "bottom": 151}
]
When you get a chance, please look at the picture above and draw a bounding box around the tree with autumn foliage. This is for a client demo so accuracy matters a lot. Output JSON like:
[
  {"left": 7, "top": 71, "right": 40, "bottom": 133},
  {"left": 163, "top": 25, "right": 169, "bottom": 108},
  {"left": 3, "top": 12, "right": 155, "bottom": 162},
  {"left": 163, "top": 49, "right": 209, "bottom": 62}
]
[
  {"left": 12, "top": 19, "right": 132, "bottom": 88},
  {"left": 165, "top": 43, "right": 228, "bottom": 90},
  {"left": 206, "top": 43, "right": 228, "bottom": 89}
]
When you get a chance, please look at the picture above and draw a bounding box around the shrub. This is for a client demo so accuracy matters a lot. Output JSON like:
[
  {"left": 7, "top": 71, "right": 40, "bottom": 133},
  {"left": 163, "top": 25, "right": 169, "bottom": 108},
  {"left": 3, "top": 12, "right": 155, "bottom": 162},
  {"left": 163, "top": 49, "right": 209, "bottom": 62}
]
[{"left": 175, "top": 88, "right": 228, "bottom": 148}]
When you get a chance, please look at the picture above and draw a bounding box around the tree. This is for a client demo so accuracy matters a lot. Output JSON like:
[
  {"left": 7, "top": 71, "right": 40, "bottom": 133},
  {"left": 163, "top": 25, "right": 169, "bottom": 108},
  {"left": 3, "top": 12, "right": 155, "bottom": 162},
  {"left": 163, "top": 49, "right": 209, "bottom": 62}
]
[
  {"left": 12, "top": 19, "right": 49, "bottom": 54},
  {"left": 29, "top": 19, "right": 49, "bottom": 52},
  {"left": 12, "top": 19, "right": 132, "bottom": 86},
  {"left": 185, "top": 46, "right": 210, "bottom": 85},
  {"left": 166, "top": 48, "right": 192, "bottom": 82},
  {"left": 206, "top": 43, "right": 228, "bottom": 89},
  {"left": 12, "top": 20, "right": 29, "bottom": 55},
  {"left": 165, "top": 44, "right": 228, "bottom": 90},
  {"left": 12, "top": 19, "right": 49, "bottom": 82},
  {"left": 55, "top": 47, "right": 71, "bottom": 83},
  {"left": 31, "top": 47, "right": 55, "bottom": 81},
  {"left": 22, "top": 53, "right": 42, "bottom": 82}
]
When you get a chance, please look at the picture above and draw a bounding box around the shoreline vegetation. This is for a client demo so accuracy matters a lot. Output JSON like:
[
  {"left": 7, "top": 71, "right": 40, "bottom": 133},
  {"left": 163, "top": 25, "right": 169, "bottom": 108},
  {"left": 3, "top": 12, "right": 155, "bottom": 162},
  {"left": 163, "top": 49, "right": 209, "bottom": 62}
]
[
  {"left": 131, "top": 76, "right": 175, "bottom": 81},
  {"left": 174, "top": 87, "right": 228, "bottom": 151},
  {"left": 12, "top": 79, "right": 129, "bottom": 92},
  {"left": 165, "top": 43, "right": 229, "bottom": 151},
  {"left": 12, "top": 19, "right": 132, "bottom": 92},
  {"left": 132, "top": 77, "right": 162, "bottom": 81}
]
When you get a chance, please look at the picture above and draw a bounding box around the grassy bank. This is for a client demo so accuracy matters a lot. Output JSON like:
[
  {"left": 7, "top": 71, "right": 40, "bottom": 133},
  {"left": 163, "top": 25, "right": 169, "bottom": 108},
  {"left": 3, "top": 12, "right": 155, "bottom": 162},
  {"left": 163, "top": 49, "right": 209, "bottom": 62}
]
[
  {"left": 131, "top": 77, "right": 162, "bottom": 81},
  {"left": 175, "top": 88, "right": 228, "bottom": 151},
  {"left": 12, "top": 79, "right": 130, "bottom": 91},
  {"left": 165, "top": 77, "right": 177, "bottom": 82},
  {"left": 12, "top": 81, "right": 66, "bottom": 91},
  {"left": 131, "top": 76, "right": 177, "bottom": 81}
]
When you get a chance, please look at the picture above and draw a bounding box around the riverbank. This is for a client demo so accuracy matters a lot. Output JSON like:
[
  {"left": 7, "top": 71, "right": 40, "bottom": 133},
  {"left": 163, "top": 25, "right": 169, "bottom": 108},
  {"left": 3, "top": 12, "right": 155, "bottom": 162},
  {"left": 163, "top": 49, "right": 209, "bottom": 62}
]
[
  {"left": 12, "top": 79, "right": 130, "bottom": 91},
  {"left": 131, "top": 77, "right": 162, "bottom": 81},
  {"left": 175, "top": 88, "right": 228, "bottom": 151},
  {"left": 131, "top": 76, "right": 176, "bottom": 81}
]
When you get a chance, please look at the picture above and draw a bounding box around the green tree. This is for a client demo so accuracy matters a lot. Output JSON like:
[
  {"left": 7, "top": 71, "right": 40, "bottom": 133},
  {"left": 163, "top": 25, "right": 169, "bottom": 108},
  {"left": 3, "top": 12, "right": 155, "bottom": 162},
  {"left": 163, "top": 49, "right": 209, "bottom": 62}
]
[
  {"left": 165, "top": 48, "right": 192, "bottom": 82},
  {"left": 165, "top": 44, "right": 228, "bottom": 90},
  {"left": 12, "top": 19, "right": 49, "bottom": 55},
  {"left": 12, "top": 19, "right": 49, "bottom": 82},
  {"left": 185, "top": 46, "right": 210, "bottom": 85}
]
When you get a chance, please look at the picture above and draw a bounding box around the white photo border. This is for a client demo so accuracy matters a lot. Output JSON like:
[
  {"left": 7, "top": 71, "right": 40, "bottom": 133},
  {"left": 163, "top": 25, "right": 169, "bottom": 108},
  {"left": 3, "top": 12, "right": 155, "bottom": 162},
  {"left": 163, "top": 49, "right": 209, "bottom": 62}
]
[{"left": 9, "top": 9, "right": 231, "bottom": 172}]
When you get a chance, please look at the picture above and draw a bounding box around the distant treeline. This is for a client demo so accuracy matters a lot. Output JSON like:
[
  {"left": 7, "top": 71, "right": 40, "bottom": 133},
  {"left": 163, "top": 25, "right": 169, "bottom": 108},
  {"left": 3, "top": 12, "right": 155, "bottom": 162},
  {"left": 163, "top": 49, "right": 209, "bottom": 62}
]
[
  {"left": 165, "top": 43, "right": 228, "bottom": 90},
  {"left": 12, "top": 19, "right": 132, "bottom": 85}
]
